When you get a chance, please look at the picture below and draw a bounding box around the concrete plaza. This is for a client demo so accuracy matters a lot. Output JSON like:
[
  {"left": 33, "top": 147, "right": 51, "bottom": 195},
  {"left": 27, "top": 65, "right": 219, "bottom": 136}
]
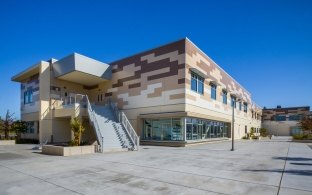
[{"left": 0, "top": 139, "right": 311, "bottom": 195}]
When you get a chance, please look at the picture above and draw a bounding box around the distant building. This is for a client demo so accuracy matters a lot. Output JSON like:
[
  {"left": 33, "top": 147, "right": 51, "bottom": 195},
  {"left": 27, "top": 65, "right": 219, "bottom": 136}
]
[{"left": 262, "top": 106, "right": 310, "bottom": 136}]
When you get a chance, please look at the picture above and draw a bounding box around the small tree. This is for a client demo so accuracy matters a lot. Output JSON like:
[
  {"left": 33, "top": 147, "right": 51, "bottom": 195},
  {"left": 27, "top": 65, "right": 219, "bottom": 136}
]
[
  {"left": 12, "top": 120, "right": 27, "bottom": 139},
  {"left": 0, "top": 110, "right": 15, "bottom": 140},
  {"left": 298, "top": 117, "right": 312, "bottom": 135},
  {"left": 70, "top": 118, "right": 85, "bottom": 146},
  {"left": 249, "top": 127, "right": 255, "bottom": 137},
  {"left": 260, "top": 128, "right": 268, "bottom": 137}
]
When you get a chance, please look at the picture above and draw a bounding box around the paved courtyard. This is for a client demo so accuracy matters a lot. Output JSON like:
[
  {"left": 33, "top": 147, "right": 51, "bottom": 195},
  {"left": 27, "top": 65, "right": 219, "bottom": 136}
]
[{"left": 0, "top": 139, "right": 312, "bottom": 195}]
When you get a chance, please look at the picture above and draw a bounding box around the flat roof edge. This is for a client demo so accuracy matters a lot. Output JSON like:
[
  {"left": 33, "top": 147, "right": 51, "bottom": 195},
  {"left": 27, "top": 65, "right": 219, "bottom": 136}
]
[{"left": 11, "top": 61, "right": 46, "bottom": 82}]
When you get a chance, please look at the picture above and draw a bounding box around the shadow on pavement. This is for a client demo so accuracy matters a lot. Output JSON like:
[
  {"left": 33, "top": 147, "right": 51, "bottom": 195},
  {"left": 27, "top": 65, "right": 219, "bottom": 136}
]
[
  {"left": 290, "top": 162, "right": 312, "bottom": 166},
  {"left": 243, "top": 169, "right": 312, "bottom": 176},
  {"left": 273, "top": 157, "right": 312, "bottom": 161}
]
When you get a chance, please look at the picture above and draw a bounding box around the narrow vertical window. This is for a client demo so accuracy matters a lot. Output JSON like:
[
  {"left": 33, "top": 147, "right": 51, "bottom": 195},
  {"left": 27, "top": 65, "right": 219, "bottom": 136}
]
[
  {"left": 239, "top": 102, "right": 242, "bottom": 110},
  {"left": 222, "top": 90, "right": 227, "bottom": 104},
  {"left": 198, "top": 77, "right": 204, "bottom": 94},
  {"left": 231, "top": 96, "right": 236, "bottom": 108},
  {"left": 210, "top": 84, "right": 216, "bottom": 100},
  {"left": 23, "top": 90, "right": 33, "bottom": 104},
  {"left": 24, "top": 91, "right": 27, "bottom": 104},
  {"left": 243, "top": 102, "right": 248, "bottom": 113},
  {"left": 191, "top": 73, "right": 197, "bottom": 92},
  {"left": 28, "top": 90, "right": 33, "bottom": 103}
]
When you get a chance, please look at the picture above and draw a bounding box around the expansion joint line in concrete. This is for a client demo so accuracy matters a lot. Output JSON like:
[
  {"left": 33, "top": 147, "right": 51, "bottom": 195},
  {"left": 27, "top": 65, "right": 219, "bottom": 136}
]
[
  {"left": 0, "top": 163, "right": 83, "bottom": 195},
  {"left": 277, "top": 142, "right": 290, "bottom": 195}
]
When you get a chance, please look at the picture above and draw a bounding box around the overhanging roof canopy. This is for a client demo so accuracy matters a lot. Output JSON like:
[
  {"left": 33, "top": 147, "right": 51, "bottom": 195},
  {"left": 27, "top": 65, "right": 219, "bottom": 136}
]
[
  {"left": 11, "top": 63, "right": 40, "bottom": 82},
  {"left": 53, "top": 53, "right": 111, "bottom": 86}
]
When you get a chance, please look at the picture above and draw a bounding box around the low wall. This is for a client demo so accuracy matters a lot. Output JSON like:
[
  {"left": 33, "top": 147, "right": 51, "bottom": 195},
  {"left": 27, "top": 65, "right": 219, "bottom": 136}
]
[
  {"left": 42, "top": 145, "right": 95, "bottom": 156},
  {"left": 0, "top": 140, "right": 15, "bottom": 145}
]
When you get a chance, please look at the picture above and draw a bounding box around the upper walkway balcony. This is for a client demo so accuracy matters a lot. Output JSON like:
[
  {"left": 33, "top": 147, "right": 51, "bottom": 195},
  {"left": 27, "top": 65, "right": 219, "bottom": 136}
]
[{"left": 52, "top": 94, "right": 88, "bottom": 118}]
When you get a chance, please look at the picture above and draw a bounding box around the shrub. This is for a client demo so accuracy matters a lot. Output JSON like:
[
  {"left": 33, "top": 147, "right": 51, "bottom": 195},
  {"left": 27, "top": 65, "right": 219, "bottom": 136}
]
[
  {"left": 249, "top": 127, "right": 255, "bottom": 137},
  {"left": 70, "top": 118, "right": 85, "bottom": 146},
  {"left": 242, "top": 135, "right": 247, "bottom": 139},
  {"left": 260, "top": 128, "right": 268, "bottom": 137},
  {"left": 293, "top": 134, "right": 312, "bottom": 140}
]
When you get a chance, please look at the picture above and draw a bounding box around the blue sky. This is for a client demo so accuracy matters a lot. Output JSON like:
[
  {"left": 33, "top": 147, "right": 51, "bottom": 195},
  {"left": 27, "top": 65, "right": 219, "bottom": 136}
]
[{"left": 0, "top": 0, "right": 311, "bottom": 118}]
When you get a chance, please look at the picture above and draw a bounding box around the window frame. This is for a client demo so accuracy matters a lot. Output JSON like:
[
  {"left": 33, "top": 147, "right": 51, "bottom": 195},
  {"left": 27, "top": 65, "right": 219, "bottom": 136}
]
[
  {"left": 222, "top": 90, "right": 227, "bottom": 104},
  {"left": 243, "top": 102, "right": 248, "bottom": 113},
  {"left": 191, "top": 72, "right": 204, "bottom": 95},
  {"left": 210, "top": 84, "right": 217, "bottom": 100},
  {"left": 231, "top": 96, "right": 236, "bottom": 108},
  {"left": 24, "top": 90, "right": 33, "bottom": 104}
]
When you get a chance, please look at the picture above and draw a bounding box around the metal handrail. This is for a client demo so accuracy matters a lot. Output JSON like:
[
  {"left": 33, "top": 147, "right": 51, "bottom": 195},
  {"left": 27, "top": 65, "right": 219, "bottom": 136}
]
[
  {"left": 85, "top": 95, "right": 104, "bottom": 153},
  {"left": 56, "top": 94, "right": 103, "bottom": 152},
  {"left": 108, "top": 99, "right": 139, "bottom": 150}
]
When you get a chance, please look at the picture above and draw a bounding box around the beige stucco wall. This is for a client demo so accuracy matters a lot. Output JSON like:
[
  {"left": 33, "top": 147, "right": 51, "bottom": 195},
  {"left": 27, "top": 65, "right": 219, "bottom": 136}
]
[
  {"left": 21, "top": 112, "right": 39, "bottom": 121},
  {"left": 51, "top": 118, "right": 71, "bottom": 143},
  {"left": 39, "top": 61, "right": 52, "bottom": 142}
]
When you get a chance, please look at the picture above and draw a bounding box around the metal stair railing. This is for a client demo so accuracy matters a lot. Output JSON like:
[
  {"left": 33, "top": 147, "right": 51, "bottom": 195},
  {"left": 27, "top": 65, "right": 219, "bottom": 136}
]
[
  {"left": 54, "top": 94, "right": 104, "bottom": 152},
  {"left": 108, "top": 99, "right": 139, "bottom": 150},
  {"left": 85, "top": 95, "right": 104, "bottom": 153}
]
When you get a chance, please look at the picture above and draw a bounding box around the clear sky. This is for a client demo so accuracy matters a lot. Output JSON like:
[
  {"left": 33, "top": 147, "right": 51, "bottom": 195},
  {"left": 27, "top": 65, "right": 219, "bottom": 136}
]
[{"left": 1, "top": 0, "right": 311, "bottom": 118}]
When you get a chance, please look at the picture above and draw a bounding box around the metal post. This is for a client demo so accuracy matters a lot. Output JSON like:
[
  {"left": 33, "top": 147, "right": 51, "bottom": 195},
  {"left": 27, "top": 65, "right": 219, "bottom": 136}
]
[
  {"left": 101, "top": 136, "right": 104, "bottom": 153},
  {"left": 231, "top": 101, "right": 235, "bottom": 151},
  {"left": 137, "top": 136, "right": 140, "bottom": 151}
]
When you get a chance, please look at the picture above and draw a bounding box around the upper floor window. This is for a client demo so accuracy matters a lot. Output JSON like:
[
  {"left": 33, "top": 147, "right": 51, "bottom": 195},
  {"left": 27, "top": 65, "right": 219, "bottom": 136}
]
[
  {"left": 24, "top": 90, "right": 33, "bottom": 104},
  {"left": 243, "top": 102, "right": 248, "bottom": 113},
  {"left": 191, "top": 72, "right": 204, "bottom": 94},
  {"left": 231, "top": 96, "right": 236, "bottom": 108},
  {"left": 289, "top": 115, "right": 302, "bottom": 121},
  {"left": 211, "top": 84, "right": 217, "bottom": 100},
  {"left": 274, "top": 115, "right": 286, "bottom": 121},
  {"left": 239, "top": 102, "right": 242, "bottom": 110},
  {"left": 222, "top": 91, "right": 227, "bottom": 104}
]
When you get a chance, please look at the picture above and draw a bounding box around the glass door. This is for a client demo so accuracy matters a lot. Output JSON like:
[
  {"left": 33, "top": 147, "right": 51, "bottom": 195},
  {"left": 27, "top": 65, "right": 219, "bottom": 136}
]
[
  {"left": 152, "top": 120, "right": 161, "bottom": 140},
  {"left": 161, "top": 121, "right": 172, "bottom": 140},
  {"left": 192, "top": 123, "right": 198, "bottom": 140},
  {"left": 198, "top": 123, "right": 204, "bottom": 139},
  {"left": 186, "top": 124, "right": 192, "bottom": 140},
  {"left": 143, "top": 120, "right": 152, "bottom": 140}
]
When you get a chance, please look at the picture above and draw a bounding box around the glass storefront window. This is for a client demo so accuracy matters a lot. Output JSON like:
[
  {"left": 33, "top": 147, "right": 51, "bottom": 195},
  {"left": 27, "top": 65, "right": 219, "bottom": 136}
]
[
  {"left": 185, "top": 117, "right": 229, "bottom": 140},
  {"left": 143, "top": 119, "right": 152, "bottom": 140},
  {"left": 186, "top": 124, "right": 192, "bottom": 140},
  {"left": 143, "top": 117, "right": 230, "bottom": 142},
  {"left": 143, "top": 118, "right": 183, "bottom": 141},
  {"left": 172, "top": 119, "right": 183, "bottom": 140}
]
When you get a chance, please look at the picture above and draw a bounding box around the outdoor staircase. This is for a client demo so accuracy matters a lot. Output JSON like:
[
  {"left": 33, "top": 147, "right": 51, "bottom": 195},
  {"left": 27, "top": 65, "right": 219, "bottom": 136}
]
[
  {"left": 56, "top": 94, "right": 139, "bottom": 152},
  {"left": 85, "top": 95, "right": 139, "bottom": 152},
  {"left": 92, "top": 105, "right": 134, "bottom": 151}
]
